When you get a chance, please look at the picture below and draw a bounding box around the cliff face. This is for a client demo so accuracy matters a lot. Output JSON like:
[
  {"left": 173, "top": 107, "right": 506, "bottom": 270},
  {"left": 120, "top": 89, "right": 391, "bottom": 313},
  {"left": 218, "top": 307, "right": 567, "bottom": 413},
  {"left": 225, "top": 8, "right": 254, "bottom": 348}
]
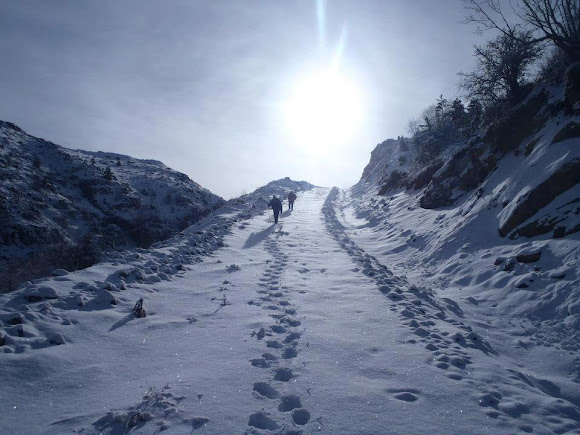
[{"left": 0, "top": 121, "right": 224, "bottom": 291}]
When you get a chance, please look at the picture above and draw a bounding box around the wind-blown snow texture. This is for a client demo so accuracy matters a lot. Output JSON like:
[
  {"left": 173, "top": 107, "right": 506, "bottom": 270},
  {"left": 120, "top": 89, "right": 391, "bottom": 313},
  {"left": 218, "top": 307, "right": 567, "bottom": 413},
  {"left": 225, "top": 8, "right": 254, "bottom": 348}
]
[{"left": 1, "top": 183, "right": 579, "bottom": 433}]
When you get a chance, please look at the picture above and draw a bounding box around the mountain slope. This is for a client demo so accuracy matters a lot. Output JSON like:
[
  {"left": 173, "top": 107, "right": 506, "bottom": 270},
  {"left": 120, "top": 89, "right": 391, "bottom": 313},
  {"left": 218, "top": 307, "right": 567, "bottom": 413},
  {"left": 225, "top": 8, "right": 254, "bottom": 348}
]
[
  {"left": 0, "top": 120, "right": 224, "bottom": 292},
  {"left": 346, "top": 82, "right": 580, "bottom": 368}
]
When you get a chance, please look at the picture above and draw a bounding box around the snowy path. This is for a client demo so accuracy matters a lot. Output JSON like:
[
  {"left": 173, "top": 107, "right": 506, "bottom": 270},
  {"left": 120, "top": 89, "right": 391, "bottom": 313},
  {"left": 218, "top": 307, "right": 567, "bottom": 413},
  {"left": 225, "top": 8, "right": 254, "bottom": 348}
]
[{"left": 1, "top": 189, "right": 579, "bottom": 434}]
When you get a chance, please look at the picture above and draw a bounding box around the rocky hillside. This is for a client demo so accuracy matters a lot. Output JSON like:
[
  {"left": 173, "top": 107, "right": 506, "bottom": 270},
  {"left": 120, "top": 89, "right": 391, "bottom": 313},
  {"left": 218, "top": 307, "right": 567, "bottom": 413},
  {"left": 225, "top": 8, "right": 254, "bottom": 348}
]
[
  {"left": 0, "top": 120, "right": 224, "bottom": 292},
  {"left": 349, "top": 78, "right": 580, "bottom": 351},
  {"left": 357, "top": 84, "right": 580, "bottom": 240}
]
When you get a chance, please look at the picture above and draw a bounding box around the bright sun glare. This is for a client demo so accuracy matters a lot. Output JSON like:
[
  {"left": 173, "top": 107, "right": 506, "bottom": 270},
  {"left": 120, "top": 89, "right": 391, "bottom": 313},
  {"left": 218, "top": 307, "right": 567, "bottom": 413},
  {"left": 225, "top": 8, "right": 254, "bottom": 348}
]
[{"left": 284, "top": 69, "right": 363, "bottom": 152}]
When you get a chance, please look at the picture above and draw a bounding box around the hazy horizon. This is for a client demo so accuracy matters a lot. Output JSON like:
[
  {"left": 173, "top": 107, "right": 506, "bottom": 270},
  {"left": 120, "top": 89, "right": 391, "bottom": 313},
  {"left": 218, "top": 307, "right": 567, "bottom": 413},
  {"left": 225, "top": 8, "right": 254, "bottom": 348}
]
[{"left": 0, "top": 0, "right": 482, "bottom": 198}]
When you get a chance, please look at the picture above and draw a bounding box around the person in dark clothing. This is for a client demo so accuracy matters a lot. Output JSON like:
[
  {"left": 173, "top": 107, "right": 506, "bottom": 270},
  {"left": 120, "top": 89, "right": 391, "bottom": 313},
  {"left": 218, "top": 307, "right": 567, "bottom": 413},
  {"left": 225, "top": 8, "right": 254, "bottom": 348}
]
[
  {"left": 268, "top": 195, "right": 283, "bottom": 223},
  {"left": 287, "top": 191, "right": 297, "bottom": 210}
]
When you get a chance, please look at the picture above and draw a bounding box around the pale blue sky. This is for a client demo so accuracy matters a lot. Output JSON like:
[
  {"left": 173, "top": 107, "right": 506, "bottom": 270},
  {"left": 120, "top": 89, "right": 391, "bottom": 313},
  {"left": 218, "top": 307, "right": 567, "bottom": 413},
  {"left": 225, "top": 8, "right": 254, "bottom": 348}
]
[{"left": 0, "top": 1, "right": 481, "bottom": 198}]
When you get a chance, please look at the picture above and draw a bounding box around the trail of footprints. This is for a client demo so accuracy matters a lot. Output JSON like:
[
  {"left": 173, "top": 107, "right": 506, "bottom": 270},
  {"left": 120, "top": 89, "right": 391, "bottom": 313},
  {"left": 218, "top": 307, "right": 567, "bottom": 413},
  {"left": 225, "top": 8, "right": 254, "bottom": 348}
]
[
  {"left": 322, "top": 189, "right": 495, "bottom": 383},
  {"left": 246, "top": 228, "right": 311, "bottom": 434},
  {"left": 323, "top": 189, "right": 580, "bottom": 432},
  {"left": 322, "top": 190, "right": 497, "bottom": 401}
]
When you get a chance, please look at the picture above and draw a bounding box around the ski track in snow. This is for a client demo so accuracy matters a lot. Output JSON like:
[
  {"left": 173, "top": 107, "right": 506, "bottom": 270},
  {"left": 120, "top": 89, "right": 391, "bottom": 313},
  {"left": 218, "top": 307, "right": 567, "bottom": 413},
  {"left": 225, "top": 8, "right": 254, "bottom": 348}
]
[{"left": 1, "top": 188, "right": 579, "bottom": 434}]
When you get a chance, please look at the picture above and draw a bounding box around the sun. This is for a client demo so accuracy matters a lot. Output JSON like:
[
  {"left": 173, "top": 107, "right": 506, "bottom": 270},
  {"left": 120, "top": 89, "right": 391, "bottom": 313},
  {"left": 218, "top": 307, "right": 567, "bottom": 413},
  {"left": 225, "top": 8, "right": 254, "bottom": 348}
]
[{"left": 284, "top": 68, "right": 363, "bottom": 152}]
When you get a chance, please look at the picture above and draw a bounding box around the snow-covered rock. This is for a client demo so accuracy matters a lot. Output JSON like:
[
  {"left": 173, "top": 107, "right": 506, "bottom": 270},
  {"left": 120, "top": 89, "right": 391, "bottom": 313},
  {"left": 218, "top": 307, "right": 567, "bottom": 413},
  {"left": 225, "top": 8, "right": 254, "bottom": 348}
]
[
  {"left": 348, "top": 78, "right": 580, "bottom": 371},
  {"left": 0, "top": 120, "right": 224, "bottom": 292}
]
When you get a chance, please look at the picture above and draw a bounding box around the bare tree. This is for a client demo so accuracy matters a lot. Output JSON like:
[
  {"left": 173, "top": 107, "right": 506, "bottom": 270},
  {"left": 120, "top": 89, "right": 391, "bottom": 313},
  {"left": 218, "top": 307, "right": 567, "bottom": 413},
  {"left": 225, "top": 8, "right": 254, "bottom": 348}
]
[
  {"left": 459, "top": 29, "right": 542, "bottom": 103},
  {"left": 464, "top": 0, "right": 580, "bottom": 61},
  {"left": 406, "top": 117, "right": 421, "bottom": 137}
]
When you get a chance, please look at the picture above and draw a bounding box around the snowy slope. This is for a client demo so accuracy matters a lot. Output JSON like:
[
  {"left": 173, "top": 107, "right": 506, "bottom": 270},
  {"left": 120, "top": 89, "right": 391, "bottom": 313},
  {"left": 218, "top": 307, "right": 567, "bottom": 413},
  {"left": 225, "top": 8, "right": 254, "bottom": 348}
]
[
  {"left": 331, "top": 84, "right": 580, "bottom": 432},
  {"left": 1, "top": 189, "right": 579, "bottom": 434},
  {"left": 0, "top": 120, "right": 223, "bottom": 292},
  {"left": 349, "top": 85, "right": 580, "bottom": 354}
]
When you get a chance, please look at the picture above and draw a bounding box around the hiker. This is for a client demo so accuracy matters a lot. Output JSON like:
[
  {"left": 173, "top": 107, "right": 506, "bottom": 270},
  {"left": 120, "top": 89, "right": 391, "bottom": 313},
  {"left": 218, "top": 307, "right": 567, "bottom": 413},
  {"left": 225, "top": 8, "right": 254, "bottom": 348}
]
[
  {"left": 268, "top": 195, "right": 283, "bottom": 224},
  {"left": 287, "top": 191, "right": 297, "bottom": 210}
]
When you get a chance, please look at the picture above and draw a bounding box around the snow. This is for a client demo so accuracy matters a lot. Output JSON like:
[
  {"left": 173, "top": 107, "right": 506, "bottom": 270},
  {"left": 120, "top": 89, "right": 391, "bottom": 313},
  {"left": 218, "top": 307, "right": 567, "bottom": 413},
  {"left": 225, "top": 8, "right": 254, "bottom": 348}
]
[
  {"left": 1, "top": 188, "right": 579, "bottom": 434},
  {"left": 0, "top": 120, "right": 223, "bottom": 291}
]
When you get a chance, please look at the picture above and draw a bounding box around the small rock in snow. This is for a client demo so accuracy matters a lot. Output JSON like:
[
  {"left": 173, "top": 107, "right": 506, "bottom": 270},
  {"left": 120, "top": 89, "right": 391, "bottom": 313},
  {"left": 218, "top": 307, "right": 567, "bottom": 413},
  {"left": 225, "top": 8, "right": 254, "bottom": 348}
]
[{"left": 516, "top": 249, "right": 541, "bottom": 263}]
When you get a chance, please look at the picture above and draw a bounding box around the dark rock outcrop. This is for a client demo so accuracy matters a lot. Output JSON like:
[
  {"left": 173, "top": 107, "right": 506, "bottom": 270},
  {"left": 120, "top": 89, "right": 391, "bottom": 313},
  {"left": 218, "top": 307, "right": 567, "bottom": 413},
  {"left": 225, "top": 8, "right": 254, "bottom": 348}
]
[
  {"left": 499, "top": 158, "right": 580, "bottom": 237},
  {"left": 516, "top": 250, "right": 542, "bottom": 263},
  {"left": 484, "top": 90, "right": 548, "bottom": 154},
  {"left": 564, "top": 62, "right": 580, "bottom": 107},
  {"left": 419, "top": 147, "right": 496, "bottom": 209},
  {"left": 411, "top": 160, "right": 443, "bottom": 190},
  {"left": 379, "top": 170, "right": 409, "bottom": 195}
]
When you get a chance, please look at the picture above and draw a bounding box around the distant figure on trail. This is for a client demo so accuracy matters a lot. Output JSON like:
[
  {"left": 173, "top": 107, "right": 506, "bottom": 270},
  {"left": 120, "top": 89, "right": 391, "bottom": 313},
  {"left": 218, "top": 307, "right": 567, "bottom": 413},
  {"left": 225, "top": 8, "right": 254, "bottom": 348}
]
[
  {"left": 268, "top": 195, "right": 283, "bottom": 224},
  {"left": 287, "top": 191, "right": 297, "bottom": 210}
]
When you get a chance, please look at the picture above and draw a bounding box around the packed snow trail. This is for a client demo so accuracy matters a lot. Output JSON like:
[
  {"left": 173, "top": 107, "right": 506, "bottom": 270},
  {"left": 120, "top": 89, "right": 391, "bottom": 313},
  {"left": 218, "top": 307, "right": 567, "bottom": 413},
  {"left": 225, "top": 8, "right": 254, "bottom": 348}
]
[{"left": 1, "top": 188, "right": 579, "bottom": 434}]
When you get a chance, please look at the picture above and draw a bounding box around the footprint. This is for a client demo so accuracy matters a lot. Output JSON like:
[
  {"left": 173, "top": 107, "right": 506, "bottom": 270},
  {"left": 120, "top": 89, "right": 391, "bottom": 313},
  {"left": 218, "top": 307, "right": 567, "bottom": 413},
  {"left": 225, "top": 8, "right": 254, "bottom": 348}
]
[
  {"left": 449, "top": 356, "right": 470, "bottom": 369},
  {"left": 271, "top": 325, "right": 286, "bottom": 334},
  {"left": 274, "top": 368, "right": 294, "bottom": 382},
  {"left": 291, "top": 408, "right": 310, "bottom": 425},
  {"left": 262, "top": 352, "right": 278, "bottom": 361},
  {"left": 267, "top": 340, "right": 283, "bottom": 349},
  {"left": 388, "top": 293, "right": 404, "bottom": 302},
  {"left": 393, "top": 392, "right": 418, "bottom": 402},
  {"left": 253, "top": 382, "right": 280, "bottom": 399},
  {"left": 191, "top": 416, "right": 209, "bottom": 430},
  {"left": 282, "top": 347, "right": 298, "bottom": 359},
  {"left": 283, "top": 318, "right": 301, "bottom": 327},
  {"left": 278, "top": 395, "right": 302, "bottom": 412},
  {"left": 413, "top": 328, "right": 430, "bottom": 337},
  {"left": 250, "top": 358, "right": 270, "bottom": 368},
  {"left": 248, "top": 412, "right": 280, "bottom": 430},
  {"left": 478, "top": 392, "right": 501, "bottom": 408},
  {"left": 284, "top": 332, "right": 301, "bottom": 343}
]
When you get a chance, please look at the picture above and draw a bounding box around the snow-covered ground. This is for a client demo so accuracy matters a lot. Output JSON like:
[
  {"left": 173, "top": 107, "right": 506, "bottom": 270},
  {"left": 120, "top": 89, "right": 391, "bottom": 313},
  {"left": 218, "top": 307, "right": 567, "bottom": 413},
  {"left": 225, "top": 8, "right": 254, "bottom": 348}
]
[
  {"left": 0, "top": 120, "right": 223, "bottom": 292},
  {"left": 1, "top": 189, "right": 579, "bottom": 434}
]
